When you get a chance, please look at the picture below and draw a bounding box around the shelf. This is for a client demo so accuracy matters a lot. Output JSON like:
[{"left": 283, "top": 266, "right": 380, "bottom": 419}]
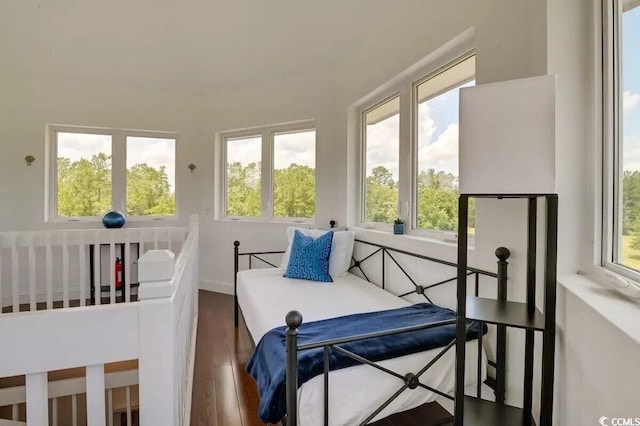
[
  {"left": 462, "top": 396, "right": 534, "bottom": 426},
  {"left": 466, "top": 297, "right": 546, "bottom": 331}
]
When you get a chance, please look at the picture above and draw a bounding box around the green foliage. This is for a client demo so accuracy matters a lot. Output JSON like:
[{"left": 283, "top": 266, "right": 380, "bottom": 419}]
[
  {"left": 57, "top": 154, "right": 112, "bottom": 217},
  {"left": 57, "top": 154, "right": 175, "bottom": 217},
  {"left": 365, "top": 166, "right": 475, "bottom": 232},
  {"left": 365, "top": 166, "right": 398, "bottom": 223},
  {"left": 273, "top": 164, "right": 315, "bottom": 218},
  {"left": 624, "top": 171, "right": 640, "bottom": 249},
  {"left": 126, "top": 164, "right": 175, "bottom": 216},
  {"left": 226, "top": 162, "right": 262, "bottom": 216}
]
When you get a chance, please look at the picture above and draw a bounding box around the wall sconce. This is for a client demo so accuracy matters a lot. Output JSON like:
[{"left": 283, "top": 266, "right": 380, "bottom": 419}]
[
  {"left": 188, "top": 163, "right": 196, "bottom": 173},
  {"left": 25, "top": 155, "right": 35, "bottom": 166}
]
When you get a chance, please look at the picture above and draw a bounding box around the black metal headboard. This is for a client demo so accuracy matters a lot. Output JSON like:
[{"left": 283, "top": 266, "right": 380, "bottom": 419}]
[{"left": 232, "top": 220, "right": 497, "bottom": 323}]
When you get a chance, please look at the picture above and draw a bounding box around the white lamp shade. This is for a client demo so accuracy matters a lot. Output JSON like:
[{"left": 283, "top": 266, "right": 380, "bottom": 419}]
[{"left": 459, "top": 74, "right": 556, "bottom": 194}]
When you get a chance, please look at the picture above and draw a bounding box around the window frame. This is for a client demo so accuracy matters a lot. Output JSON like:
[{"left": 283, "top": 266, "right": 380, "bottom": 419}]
[
  {"left": 46, "top": 124, "right": 178, "bottom": 223},
  {"left": 219, "top": 120, "right": 317, "bottom": 223},
  {"left": 355, "top": 44, "right": 475, "bottom": 243},
  {"left": 602, "top": 0, "right": 640, "bottom": 281},
  {"left": 360, "top": 92, "right": 401, "bottom": 232}
]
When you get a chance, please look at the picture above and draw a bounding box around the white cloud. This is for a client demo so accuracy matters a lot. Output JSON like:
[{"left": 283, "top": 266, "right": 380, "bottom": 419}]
[
  {"left": 226, "top": 137, "right": 262, "bottom": 165},
  {"left": 273, "top": 130, "right": 315, "bottom": 169},
  {"left": 127, "top": 137, "right": 176, "bottom": 191},
  {"left": 418, "top": 123, "right": 459, "bottom": 176},
  {"left": 365, "top": 114, "right": 400, "bottom": 180},
  {"left": 416, "top": 101, "right": 460, "bottom": 176},
  {"left": 57, "top": 133, "right": 111, "bottom": 161},
  {"left": 623, "top": 135, "right": 640, "bottom": 171},
  {"left": 624, "top": 91, "right": 640, "bottom": 114}
]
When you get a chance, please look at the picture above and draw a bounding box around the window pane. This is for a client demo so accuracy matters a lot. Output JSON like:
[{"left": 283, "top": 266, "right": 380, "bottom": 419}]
[
  {"left": 273, "top": 130, "right": 316, "bottom": 218},
  {"left": 416, "top": 57, "right": 475, "bottom": 233},
  {"left": 126, "top": 136, "right": 176, "bottom": 216},
  {"left": 618, "top": 3, "right": 640, "bottom": 270},
  {"left": 364, "top": 97, "right": 400, "bottom": 223},
  {"left": 226, "top": 136, "right": 262, "bottom": 216},
  {"left": 57, "top": 132, "right": 112, "bottom": 217}
]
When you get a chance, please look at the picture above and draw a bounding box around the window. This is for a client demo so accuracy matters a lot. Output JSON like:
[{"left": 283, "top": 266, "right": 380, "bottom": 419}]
[
  {"left": 416, "top": 56, "right": 475, "bottom": 233},
  {"left": 48, "top": 126, "right": 176, "bottom": 220},
  {"left": 605, "top": 0, "right": 640, "bottom": 276},
  {"left": 226, "top": 136, "right": 262, "bottom": 217},
  {"left": 358, "top": 50, "right": 475, "bottom": 239},
  {"left": 273, "top": 130, "right": 316, "bottom": 218},
  {"left": 222, "top": 122, "right": 316, "bottom": 221},
  {"left": 363, "top": 96, "right": 400, "bottom": 223}
]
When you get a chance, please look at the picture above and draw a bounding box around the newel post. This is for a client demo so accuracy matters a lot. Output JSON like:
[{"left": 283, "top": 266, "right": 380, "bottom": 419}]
[
  {"left": 138, "top": 249, "right": 178, "bottom": 425},
  {"left": 138, "top": 250, "right": 176, "bottom": 300}
]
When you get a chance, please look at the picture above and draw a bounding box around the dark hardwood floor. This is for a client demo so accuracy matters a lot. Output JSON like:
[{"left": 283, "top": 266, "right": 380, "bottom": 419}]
[{"left": 190, "top": 291, "right": 453, "bottom": 426}]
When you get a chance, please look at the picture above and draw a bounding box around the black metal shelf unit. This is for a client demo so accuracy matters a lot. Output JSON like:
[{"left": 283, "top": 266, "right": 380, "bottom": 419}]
[{"left": 454, "top": 194, "right": 558, "bottom": 426}]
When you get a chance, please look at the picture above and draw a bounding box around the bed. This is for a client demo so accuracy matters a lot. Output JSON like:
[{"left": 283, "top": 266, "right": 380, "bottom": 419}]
[{"left": 234, "top": 227, "right": 500, "bottom": 426}]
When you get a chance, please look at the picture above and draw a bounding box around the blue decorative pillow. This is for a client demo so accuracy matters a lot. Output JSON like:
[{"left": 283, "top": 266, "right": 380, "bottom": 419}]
[{"left": 284, "top": 230, "right": 334, "bottom": 282}]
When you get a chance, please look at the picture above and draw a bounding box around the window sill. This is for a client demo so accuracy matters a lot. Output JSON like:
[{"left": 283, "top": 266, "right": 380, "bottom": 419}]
[
  {"left": 351, "top": 226, "right": 475, "bottom": 251},
  {"left": 558, "top": 271, "right": 640, "bottom": 345},
  {"left": 353, "top": 226, "right": 475, "bottom": 250},
  {"left": 215, "top": 217, "right": 315, "bottom": 225}
]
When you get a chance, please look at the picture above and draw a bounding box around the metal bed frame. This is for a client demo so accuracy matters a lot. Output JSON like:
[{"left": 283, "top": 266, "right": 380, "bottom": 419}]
[{"left": 233, "top": 227, "right": 510, "bottom": 426}]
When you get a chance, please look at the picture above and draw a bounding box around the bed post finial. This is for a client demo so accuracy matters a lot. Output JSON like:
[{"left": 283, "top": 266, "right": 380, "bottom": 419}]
[
  {"left": 329, "top": 220, "right": 336, "bottom": 228},
  {"left": 495, "top": 246, "right": 510, "bottom": 261},
  {"left": 286, "top": 310, "right": 302, "bottom": 426},
  {"left": 285, "top": 310, "right": 303, "bottom": 329},
  {"left": 234, "top": 240, "right": 240, "bottom": 248}
]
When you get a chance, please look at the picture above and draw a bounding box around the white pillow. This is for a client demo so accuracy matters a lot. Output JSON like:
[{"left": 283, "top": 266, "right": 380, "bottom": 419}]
[{"left": 280, "top": 227, "right": 355, "bottom": 277}]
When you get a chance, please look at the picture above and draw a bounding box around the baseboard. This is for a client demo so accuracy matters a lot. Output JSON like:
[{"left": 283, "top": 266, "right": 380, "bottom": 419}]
[{"left": 199, "top": 279, "right": 233, "bottom": 295}]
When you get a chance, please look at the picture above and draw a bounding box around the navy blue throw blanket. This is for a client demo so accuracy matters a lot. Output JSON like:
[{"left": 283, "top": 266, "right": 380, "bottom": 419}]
[{"left": 246, "top": 303, "right": 486, "bottom": 423}]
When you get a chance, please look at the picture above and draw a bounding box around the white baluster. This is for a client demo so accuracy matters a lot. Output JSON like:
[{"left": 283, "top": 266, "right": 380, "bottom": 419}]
[
  {"left": 109, "top": 242, "right": 115, "bottom": 304},
  {"left": 63, "top": 233, "right": 69, "bottom": 308},
  {"left": 71, "top": 394, "right": 78, "bottom": 426},
  {"left": 125, "top": 386, "right": 132, "bottom": 426},
  {"left": 125, "top": 230, "right": 131, "bottom": 303},
  {"left": 52, "top": 397, "right": 58, "bottom": 426},
  {"left": 86, "top": 364, "right": 106, "bottom": 426},
  {"left": 46, "top": 233, "right": 53, "bottom": 310},
  {"left": 107, "top": 388, "right": 114, "bottom": 426},
  {"left": 79, "top": 238, "right": 86, "bottom": 307},
  {"left": 93, "top": 233, "right": 101, "bottom": 306},
  {"left": 25, "top": 372, "right": 48, "bottom": 426},
  {"left": 11, "top": 234, "right": 19, "bottom": 313},
  {"left": 28, "top": 233, "right": 36, "bottom": 311}
]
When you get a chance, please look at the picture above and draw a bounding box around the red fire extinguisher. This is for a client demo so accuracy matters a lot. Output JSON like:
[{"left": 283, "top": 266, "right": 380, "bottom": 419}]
[{"left": 115, "top": 258, "right": 123, "bottom": 290}]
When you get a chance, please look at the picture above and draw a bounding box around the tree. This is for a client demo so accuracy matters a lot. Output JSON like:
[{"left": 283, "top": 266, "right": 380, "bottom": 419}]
[
  {"left": 57, "top": 153, "right": 112, "bottom": 217},
  {"left": 415, "top": 168, "right": 475, "bottom": 231},
  {"left": 226, "top": 162, "right": 261, "bottom": 216},
  {"left": 127, "top": 164, "right": 175, "bottom": 216},
  {"left": 57, "top": 154, "right": 176, "bottom": 217},
  {"left": 273, "top": 164, "right": 315, "bottom": 218},
  {"left": 365, "top": 166, "right": 398, "bottom": 223}
]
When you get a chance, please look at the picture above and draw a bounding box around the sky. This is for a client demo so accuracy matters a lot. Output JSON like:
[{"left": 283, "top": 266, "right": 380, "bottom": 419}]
[
  {"left": 365, "top": 81, "right": 473, "bottom": 182},
  {"left": 57, "top": 133, "right": 176, "bottom": 191},
  {"left": 225, "top": 130, "right": 316, "bottom": 169},
  {"left": 622, "top": 5, "right": 640, "bottom": 172}
]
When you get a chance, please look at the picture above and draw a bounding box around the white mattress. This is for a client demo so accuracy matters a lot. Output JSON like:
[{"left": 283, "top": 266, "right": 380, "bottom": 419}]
[{"left": 237, "top": 268, "right": 487, "bottom": 426}]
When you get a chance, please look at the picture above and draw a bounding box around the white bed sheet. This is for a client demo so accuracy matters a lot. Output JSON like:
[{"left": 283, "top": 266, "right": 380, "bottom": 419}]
[{"left": 237, "top": 268, "right": 487, "bottom": 426}]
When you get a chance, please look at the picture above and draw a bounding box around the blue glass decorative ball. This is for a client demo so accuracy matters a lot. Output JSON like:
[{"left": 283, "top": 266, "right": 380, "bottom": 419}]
[{"left": 102, "top": 210, "right": 126, "bottom": 229}]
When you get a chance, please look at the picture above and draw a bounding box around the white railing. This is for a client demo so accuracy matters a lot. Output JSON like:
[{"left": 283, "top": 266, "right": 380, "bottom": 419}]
[
  {"left": 0, "top": 226, "right": 189, "bottom": 312},
  {"left": 0, "top": 216, "right": 199, "bottom": 425}
]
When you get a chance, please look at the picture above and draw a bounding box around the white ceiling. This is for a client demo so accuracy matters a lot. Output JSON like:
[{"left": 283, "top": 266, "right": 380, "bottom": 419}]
[{"left": 0, "top": 0, "right": 462, "bottom": 95}]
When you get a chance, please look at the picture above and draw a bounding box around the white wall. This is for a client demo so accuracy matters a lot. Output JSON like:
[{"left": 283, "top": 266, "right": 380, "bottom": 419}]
[{"left": 3, "top": 0, "right": 638, "bottom": 423}]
